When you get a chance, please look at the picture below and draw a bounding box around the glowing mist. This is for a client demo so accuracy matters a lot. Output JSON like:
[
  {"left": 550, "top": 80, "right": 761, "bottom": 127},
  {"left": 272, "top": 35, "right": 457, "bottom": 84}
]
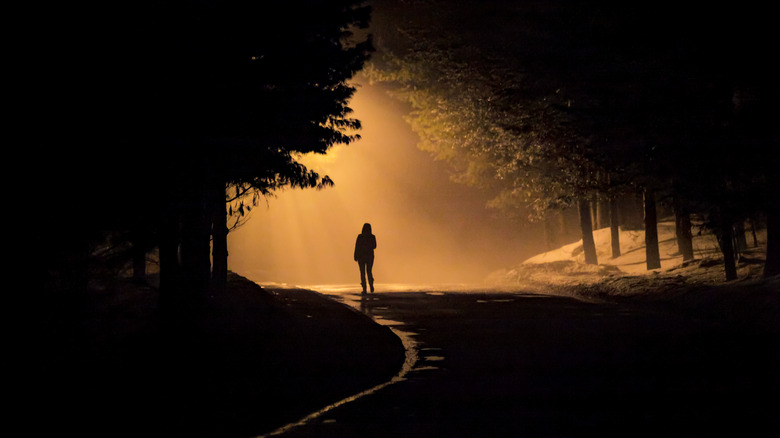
[{"left": 227, "top": 81, "right": 544, "bottom": 287}]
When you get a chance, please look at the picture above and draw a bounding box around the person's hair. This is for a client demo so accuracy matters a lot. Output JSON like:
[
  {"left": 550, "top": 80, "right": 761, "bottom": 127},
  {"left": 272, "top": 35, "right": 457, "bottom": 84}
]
[{"left": 362, "top": 223, "right": 372, "bottom": 234}]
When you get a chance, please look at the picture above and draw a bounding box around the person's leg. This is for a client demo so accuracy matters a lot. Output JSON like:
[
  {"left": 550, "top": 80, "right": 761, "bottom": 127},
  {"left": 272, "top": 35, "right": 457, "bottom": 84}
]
[
  {"left": 366, "top": 258, "right": 374, "bottom": 292},
  {"left": 358, "top": 261, "right": 367, "bottom": 293}
]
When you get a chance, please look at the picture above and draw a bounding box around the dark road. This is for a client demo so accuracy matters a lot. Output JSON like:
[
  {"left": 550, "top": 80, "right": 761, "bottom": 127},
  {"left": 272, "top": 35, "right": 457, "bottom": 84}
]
[{"left": 268, "top": 290, "right": 778, "bottom": 437}]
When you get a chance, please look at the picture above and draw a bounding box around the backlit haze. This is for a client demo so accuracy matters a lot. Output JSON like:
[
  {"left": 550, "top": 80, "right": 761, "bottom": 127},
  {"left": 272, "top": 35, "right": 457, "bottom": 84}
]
[{"left": 227, "top": 81, "right": 546, "bottom": 288}]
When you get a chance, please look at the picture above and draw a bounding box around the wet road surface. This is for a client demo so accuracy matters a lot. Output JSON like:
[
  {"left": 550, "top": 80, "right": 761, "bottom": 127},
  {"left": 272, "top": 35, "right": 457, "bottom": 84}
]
[{"left": 266, "top": 289, "right": 779, "bottom": 437}]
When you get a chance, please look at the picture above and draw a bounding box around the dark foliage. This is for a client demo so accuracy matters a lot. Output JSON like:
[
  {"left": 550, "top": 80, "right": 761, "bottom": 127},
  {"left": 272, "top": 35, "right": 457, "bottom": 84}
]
[
  {"left": 33, "top": 1, "right": 374, "bottom": 302},
  {"left": 369, "top": 0, "right": 779, "bottom": 277}
]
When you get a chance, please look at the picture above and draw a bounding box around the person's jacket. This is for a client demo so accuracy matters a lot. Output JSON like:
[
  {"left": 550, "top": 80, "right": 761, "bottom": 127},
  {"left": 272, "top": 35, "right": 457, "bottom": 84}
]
[{"left": 354, "top": 233, "right": 376, "bottom": 262}]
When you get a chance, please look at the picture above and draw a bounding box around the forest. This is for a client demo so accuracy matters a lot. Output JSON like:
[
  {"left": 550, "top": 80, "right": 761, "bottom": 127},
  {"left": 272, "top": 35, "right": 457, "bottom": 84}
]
[
  {"left": 366, "top": 0, "right": 779, "bottom": 280},
  {"left": 34, "top": 0, "right": 374, "bottom": 317},
  {"left": 33, "top": 0, "right": 778, "bottom": 319}
]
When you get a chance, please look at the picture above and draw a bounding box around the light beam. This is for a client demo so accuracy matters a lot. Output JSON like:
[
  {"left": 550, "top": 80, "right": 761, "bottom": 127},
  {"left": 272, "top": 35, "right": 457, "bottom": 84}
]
[{"left": 227, "top": 81, "right": 544, "bottom": 288}]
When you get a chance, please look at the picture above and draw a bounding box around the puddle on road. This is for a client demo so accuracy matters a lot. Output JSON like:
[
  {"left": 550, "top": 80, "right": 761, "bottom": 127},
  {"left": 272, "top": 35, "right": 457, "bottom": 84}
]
[
  {"left": 372, "top": 316, "right": 407, "bottom": 326},
  {"left": 476, "top": 298, "right": 515, "bottom": 303}
]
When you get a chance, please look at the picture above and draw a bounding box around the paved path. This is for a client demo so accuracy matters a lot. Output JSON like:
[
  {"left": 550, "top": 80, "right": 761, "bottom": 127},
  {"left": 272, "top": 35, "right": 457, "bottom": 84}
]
[{"left": 270, "top": 290, "right": 778, "bottom": 437}]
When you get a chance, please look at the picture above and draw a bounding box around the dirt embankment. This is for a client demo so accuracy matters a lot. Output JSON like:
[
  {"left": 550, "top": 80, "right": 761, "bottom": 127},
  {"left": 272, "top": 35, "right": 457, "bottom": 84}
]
[{"left": 28, "top": 273, "right": 405, "bottom": 438}]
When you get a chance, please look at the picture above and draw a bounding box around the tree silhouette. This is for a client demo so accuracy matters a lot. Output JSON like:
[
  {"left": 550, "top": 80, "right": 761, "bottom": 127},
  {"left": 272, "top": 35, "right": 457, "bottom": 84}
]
[
  {"left": 369, "top": 0, "right": 779, "bottom": 278},
  {"left": 35, "top": 1, "right": 374, "bottom": 314}
]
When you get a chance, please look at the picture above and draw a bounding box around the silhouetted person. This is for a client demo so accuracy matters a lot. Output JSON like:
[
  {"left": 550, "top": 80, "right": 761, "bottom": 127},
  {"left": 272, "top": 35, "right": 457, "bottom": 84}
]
[{"left": 354, "top": 223, "right": 376, "bottom": 294}]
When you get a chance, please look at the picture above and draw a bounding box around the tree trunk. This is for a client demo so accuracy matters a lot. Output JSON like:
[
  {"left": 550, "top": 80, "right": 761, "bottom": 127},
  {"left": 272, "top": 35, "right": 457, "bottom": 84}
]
[
  {"left": 673, "top": 197, "right": 695, "bottom": 262},
  {"left": 609, "top": 195, "right": 621, "bottom": 258},
  {"left": 179, "top": 197, "right": 212, "bottom": 299},
  {"left": 158, "top": 155, "right": 213, "bottom": 322},
  {"left": 644, "top": 187, "right": 662, "bottom": 270},
  {"left": 578, "top": 199, "right": 598, "bottom": 265},
  {"left": 749, "top": 215, "right": 759, "bottom": 247},
  {"left": 597, "top": 196, "right": 610, "bottom": 229},
  {"left": 764, "top": 209, "right": 780, "bottom": 277},
  {"left": 719, "top": 214, "right": 738, "bottom": 280},
  {"left": 734, "top": 220, "right": 748, "bottom": 252},
  {"left": 158, "top": 209, "right": 182, "bottom": 315},
  {"left": 211, "top": 183, "right": 229, "bottom": 287}
]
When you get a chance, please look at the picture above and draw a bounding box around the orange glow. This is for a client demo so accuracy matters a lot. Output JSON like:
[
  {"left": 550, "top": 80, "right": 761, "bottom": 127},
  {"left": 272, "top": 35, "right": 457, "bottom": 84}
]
[{"left": 227, "top": 81, "right": 544, "bottom": 287}]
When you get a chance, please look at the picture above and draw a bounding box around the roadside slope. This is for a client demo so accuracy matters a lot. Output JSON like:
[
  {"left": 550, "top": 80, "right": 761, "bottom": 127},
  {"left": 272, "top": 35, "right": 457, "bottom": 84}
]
[
  {"left": 490, "top": 219, "right": 778, "bottom": 332},
  {"left": 31, "top": 272, "right": 405, "bottom": 437}
]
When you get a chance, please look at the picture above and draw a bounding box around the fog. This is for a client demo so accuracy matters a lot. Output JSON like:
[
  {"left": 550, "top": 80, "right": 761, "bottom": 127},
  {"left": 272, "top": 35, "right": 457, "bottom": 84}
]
[{"left": 227, "top": 81, "right": 546, "bottom": 287}]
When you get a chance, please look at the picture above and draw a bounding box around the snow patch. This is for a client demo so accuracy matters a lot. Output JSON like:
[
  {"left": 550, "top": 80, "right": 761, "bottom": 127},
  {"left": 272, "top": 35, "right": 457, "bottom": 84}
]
[{"left": 489, "top": 218, "right": 770, "bottom": 298}]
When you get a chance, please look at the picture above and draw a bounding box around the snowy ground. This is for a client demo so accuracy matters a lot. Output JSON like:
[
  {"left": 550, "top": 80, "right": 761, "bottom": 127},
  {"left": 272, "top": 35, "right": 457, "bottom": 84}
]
[
  {"left": 481, "top": 219, "right": 779, "bottom": 336},
  {"left": 487, "top": 219, "right": 777, "bottom": 324}
]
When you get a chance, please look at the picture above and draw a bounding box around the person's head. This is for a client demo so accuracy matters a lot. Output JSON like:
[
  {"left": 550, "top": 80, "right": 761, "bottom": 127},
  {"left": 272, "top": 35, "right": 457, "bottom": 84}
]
[{"left": 362, "top": 223, "right": 372, "bottom": 234}]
